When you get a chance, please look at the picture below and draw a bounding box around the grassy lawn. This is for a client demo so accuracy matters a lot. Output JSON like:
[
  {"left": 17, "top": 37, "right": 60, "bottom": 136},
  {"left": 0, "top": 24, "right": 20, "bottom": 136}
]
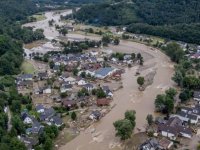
[
  {"left": 21, "top": 60, "right": 35, "bottom": 74},
  {"left": 31, "top": 13, "right": 46, "bottom": 21}
]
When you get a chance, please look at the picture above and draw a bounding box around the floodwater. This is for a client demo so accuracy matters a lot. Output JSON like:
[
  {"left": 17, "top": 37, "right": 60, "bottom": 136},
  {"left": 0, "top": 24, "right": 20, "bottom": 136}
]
[
  {"left": 23, "top": 9, "right": 72, "bottom": 40},
  {"left": 59, "top": 41, "right": 175, "bottom": 150},
  {"left": 23, "top": 9, "right": 175, "bottom": 150}
]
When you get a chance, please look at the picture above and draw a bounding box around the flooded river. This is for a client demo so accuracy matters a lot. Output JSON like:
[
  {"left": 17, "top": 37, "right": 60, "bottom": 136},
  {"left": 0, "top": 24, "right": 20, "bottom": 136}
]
[{"left": 23, "top": 9, "right": 175, "bottom": 150}]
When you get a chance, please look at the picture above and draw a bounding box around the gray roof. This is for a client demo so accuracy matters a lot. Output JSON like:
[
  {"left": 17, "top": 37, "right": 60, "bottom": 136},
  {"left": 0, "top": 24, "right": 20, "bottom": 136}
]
[
  {"left": 194, "top": 91, "right": 200, "bottom": 99},
  {"left": 178, "top": 111, "right": 198, "bottom": 120},
  {"left": 40, "top": 107, "right": 55, "bottom": 121},
  {"left": 95, "top": 67, "right": 114, "bottom": 77},
  {"left": 26, "top": 121, "right": 44, "bottom": 135},
  {"left": 50, "top": 115, "right": 63, "bottom": 126},
  {"left": 19, "top": 74, "right": 33, "bottom": 79},
  {"left": 140, "top": 138, "right": 159, "bottom": 150},
  {"left": 158, "top": 117, "right": 192, "bottom": 136},
  {"left": 35, "top": 104, "right": 45, "bottom": 111}
]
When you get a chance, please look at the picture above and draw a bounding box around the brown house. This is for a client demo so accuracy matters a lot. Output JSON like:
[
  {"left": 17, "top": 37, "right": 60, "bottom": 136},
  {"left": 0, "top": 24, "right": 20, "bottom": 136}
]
[
  {"left": 62, "top": 100, "right": 77, "bottom": 109},
  {"left": 96, "top": 98, "right": 111, "bottom": 106}
]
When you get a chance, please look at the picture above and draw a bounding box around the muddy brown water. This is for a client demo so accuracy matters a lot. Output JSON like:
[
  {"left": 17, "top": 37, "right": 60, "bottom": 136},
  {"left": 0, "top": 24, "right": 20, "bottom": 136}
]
[{"left": 23, "top": 10, "right": 175, "bottom": 150}]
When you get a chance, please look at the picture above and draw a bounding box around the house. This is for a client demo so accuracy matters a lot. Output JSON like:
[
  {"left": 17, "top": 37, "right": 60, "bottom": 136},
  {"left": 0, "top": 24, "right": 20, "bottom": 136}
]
[
  {"left": 90, "top": 51, "right": 98, "bottom": 56},
  {"left": 62, "top": 100, "right": 77, "bottom": 108},
  {"left": 77, "top": 79, "right": 87, "bottom": 86},
  {"left": 102, "top": 86, "right": 113, "bottom": 97},
  {"left": 63, "top": 77, "right": 76, "bottom": 84},
  {"left": 19, "top": 136, "right": 38, "bottom": 150},
  {"left": 95, "top": 67, "right": 116, "bottom": 79},
  {"left": 37, "top": 72, "right": 48, "bottom": 80},
  {"left": 49, "top": 115, "right": 63, "bottom": 127},
  {"left": 175, "top": 111, "right": 198, "bottom": 124},
  {"left": 82, "top": 83, "right": 94, "bottom": 92},
  {"left": 97, "top": 98, "right": 111, "bottom": 106},
  {"left": 17, "top": 80, "right": 33, "bottom": 90},
  {"left": 17, "top": 74, "right": 33, "bottom": 81},
  {"left": 35, "top": 104, "right": 45, "bottom": 113},
  {"left": 158, "top": 138, "right": 173, "bottom": 150},
  {"left": 21, "top": 112, "right": 34, "bottom": 124},
  {"left": 123, "top": 54, "right": 132, "bottom": 60},
  {"left": 59, "top": 73, "right": 70, "bottom": 81},
  {"left": 60, "top": 83, "right": 73, "bottom": 93},
  {"left": 53, "top": 65, "right": 60, "bottom": 73},
  {"left": 193, "top": 91, "right": 200, "bottom": 101},
  {"left": 63, "top": 25, "right": 74, "bottom": 32},
  {"left": 42, "top": 86, "right": 52, "bottom": 94},
  {"left": 158, "top": 117, "right": 192, "bottom": 139},
  {"left": 139, "top": 138, "right": 159, "bottom": 150},
  {"left": 39, "top": 107, "right": 56, "bottom": 121},
  {"left": 26, "top": 121, "right": 44, "bottom": 135},
  {"left": 179, "top": 105, "right": 200, "bottom": 121},
  {"left": 89, "top": 110, "right": 101, "bottom": 120},
  {"left": 84, "top": 69, "right": 96, "bottom": 77}
]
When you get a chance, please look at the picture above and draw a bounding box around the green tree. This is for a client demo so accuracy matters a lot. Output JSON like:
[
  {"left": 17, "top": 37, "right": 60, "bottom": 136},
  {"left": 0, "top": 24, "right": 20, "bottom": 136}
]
[
  {"left": 146, "top": 114, "right": 154, "bottom": 126},
  {"left": 96, "top": 88, "right": 106, "bottom": 98},
  {"left": 71, "top": 111, "right": 77, "bottom": 120},
  {"left": 73, "top": 68, "right": 79, "bottom": 76},
  {"left": 124, "top": 110, "right": 136, "bottom": 128},
  {"left": 113, "top": 119, "right": 133, "bottom": 140},
  {"left": 165, "top": 88, "right": 177, "bottom": 99},
  {"left": 137, "top": 76, "right": 145, "bottom": 87},
  {"left": 113, "top": 37, "right": 120, "bottom": 45}
]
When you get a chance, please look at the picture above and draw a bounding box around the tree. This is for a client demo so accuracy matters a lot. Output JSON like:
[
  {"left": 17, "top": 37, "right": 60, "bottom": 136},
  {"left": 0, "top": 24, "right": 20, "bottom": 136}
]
[
  {"left": 172, "top": 70, "right": 184, "bottom": 87},
  {"left": 113, "top": 119, "right": 133, "bottom": 140},
  {"left": 137, "top": 53, "right": 142, "bottom": 59},
  {"left": 146, "top": 114, "right": 154, "bottom": 126},
  {"left": 113, "top": 37, "right": 120, "bottom": 45},
  {"left": 165, "top": 88, "right": 177, "bottom": 99},
  {"left": 73, "top": 68, "right": 79, "bottom": 76},
  {"left": 96, "top": 88, "right": 106, "bottom": 98},
  {"left": 154, "top": 94, "right": 165, "bottom": 112},
  {"left": 102, "top": 34, "right": 111, "bottom": 45},
  {"left": 71, "top": 112, "right": 77, "bottom": 120},
  {"left": 49, "top": 61, "right": 55, "bottom": 69},
  {"left": 137, "top": 76, "right": 145, "bottom": 87},
  {"left": 179, "top": 89, "right": 191, "bottom": 102},
  {"left": 131, "top": 53, "right": 135, "bottom": 60},
  {"left": 124, "top": 110, "right": 136, "bottom": 128},
  {"left": 139, "top": 57, "right": 144, "bottom": 65},
  {"left": 43, "top": 137, "right": 53, "bottom": 150}
]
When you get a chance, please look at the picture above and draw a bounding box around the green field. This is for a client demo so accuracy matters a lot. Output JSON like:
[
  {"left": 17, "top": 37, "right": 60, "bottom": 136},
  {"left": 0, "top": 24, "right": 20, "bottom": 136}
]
[
  {"left": 31, "top": 13, "right": 46, "bottom": 21},
  {"left": 21, "top": 60, "right": 35, "bottom": 74}
]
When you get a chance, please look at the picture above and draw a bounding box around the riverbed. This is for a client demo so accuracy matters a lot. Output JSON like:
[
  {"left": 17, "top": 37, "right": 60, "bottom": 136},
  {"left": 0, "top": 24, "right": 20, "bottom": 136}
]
[{"left": 23, "top": 9, "right": 175, "bottom": 150}]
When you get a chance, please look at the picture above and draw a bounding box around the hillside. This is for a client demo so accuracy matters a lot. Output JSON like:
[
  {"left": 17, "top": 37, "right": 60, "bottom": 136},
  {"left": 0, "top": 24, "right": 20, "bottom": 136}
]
[
  {"left": 73, "top": 0, "right": 200, "bottom": 44},
  {"left": 0, "top": 0, "right": 45, "bottom": 75}
]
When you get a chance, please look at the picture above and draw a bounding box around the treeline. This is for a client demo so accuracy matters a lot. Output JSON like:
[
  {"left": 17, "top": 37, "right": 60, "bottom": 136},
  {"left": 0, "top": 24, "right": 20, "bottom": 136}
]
[
  {"left": 73, "top": 3, "right": 137, "bottom": 25},
  {"left": 0, "top": 76, "right": 32, "bottom": 150},
  {"left": 127, "top": 23, "right": 200, "bottom": 44},
  {"left": 134, "top": 0, "right": 200, "bottom": 25},
  {"left": 72, "top": 0, "right": 200, "bottom": 44},
  {"left": 0, "top": 0, "right": 44, "bottom": 75}
]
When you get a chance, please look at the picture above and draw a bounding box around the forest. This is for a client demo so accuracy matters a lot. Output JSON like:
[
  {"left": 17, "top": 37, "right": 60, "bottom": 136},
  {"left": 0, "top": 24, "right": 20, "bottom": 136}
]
[
  {"left": 73, "top": 0, "right": 200, "bottom": 44},
  {"left": 0, "top": 0, "right": 44, "bottom": 75}
]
